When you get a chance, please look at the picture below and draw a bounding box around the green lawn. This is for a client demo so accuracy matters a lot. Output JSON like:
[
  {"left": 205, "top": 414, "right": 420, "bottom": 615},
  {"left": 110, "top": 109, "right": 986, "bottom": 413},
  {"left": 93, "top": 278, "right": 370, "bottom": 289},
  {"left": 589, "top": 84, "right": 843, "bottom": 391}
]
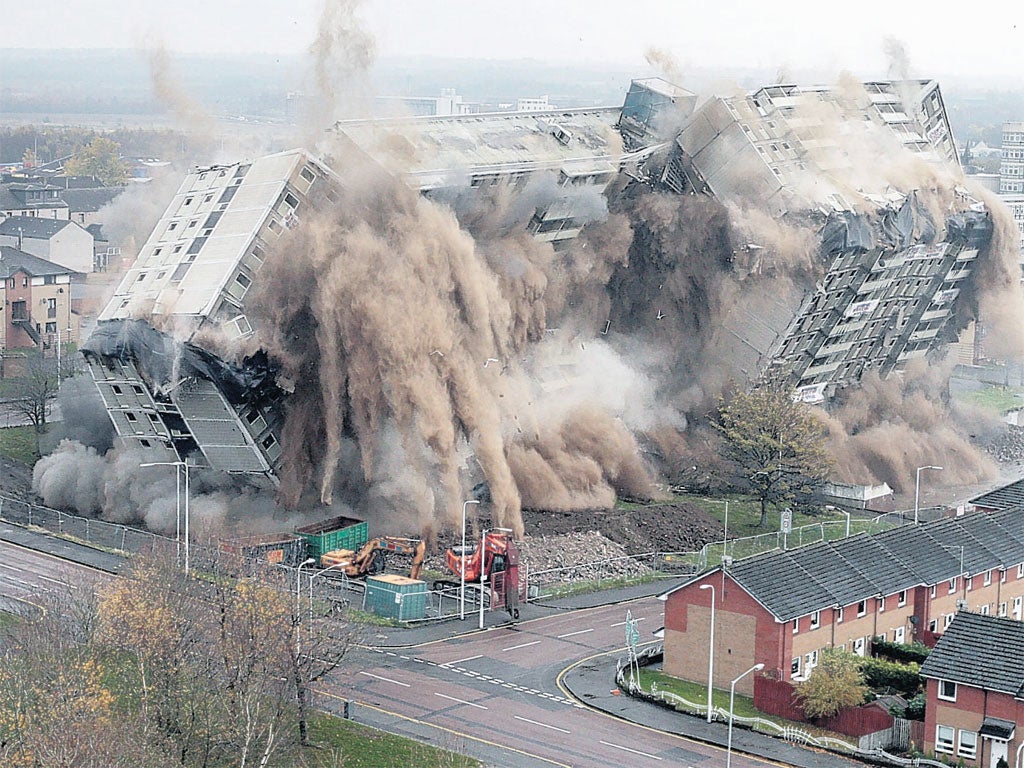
[
  {"left": 0, "top": 425, "right": 37, "bottom": 464},
  {"left": 303, "top": 714, "right": 480, "bottom": 767},
  {"left": 955, "top": 384, "right": 1024, "bottom": 414}
]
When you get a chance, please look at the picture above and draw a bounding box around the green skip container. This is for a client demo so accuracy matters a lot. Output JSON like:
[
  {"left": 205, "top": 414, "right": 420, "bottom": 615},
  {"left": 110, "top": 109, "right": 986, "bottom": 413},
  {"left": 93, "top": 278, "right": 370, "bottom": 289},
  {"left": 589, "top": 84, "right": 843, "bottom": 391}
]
[
  {"left": 364, "top": 575, "right": 428, "bottom": 621},
  {"left": 295, "top": 515, "right": 368, "bottom": 559}
]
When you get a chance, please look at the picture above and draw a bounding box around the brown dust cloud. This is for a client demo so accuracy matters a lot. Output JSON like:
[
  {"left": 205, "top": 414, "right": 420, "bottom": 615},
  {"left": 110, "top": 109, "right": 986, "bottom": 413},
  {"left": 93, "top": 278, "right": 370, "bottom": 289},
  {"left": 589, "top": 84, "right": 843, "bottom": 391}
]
[{"left": 30, "top": 5, "right": 1024, "bottom": 541}]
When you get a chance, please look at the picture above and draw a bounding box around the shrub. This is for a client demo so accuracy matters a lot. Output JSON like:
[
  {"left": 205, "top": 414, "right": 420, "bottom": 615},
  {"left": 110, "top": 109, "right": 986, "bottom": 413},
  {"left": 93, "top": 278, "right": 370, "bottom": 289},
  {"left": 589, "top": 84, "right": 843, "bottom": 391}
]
[
  {"left": 871, "top": 636, "right": 930, "bottom": 664},
  {"left": 859, "top": 656, "right": 922, "bottom": 697}
]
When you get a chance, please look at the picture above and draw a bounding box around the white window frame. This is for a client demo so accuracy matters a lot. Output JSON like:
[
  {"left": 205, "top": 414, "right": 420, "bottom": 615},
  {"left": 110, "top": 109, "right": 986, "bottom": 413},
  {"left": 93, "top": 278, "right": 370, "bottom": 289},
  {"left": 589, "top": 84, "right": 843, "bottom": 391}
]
[
  {"left": 792, "top": 618, "right": 799, "bottom": 634},
  {"left": 937, "top": 679, "right": 957, "bottom": 702},
  {"left": 935, "top": 725, "right": 954, "bottom": 755},
  {"left": 857, "top": 600, "right": 867, "bottom": 617},
  {"left": 791, "top": 657, "right": 801, "bottom": 679},
  {"left": 984, "top": 570, "right": 993, "bottom": 586},
  {"left": 836, "top": 606, "right": 844, "bottom": 623},
  {"left": 1018, "top": 563, "right": 1024, "bottom": 579},
  {"left": 894, "top": 626, "right": 906, "bottom": 644},
  {"left": 999, "top": 602, "right": 1007, "bottom": 617},
  {"left": 957, "top": 730, "right": 977, "bottom": 759},
  {"left": 930, "top": 585, "right": 937, "bottom": 599},
  {"left": 878, "top": 596, "right": 886, "bottom": 613},
  {"left": 897, "top": 590, "right": 907, "bottom": 607},
  {"left": 948, "top": 578, "right": 956, "bottom": 594},
  {"left": 966, "top": 576, "right": 973, "bottom": 592},
  {"left": 809, "top": 610, "right": 820, "bottom": 630},
  {"left": 853, "top": 636, "right": 866, "bottom": 657},
  {"left": 944, "top": 613, "right": 955, "bottom": 629}
]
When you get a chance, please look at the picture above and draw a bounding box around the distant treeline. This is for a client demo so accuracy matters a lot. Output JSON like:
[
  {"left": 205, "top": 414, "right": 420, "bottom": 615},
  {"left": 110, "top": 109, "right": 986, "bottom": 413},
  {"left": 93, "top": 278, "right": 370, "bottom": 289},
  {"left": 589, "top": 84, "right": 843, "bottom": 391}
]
[{"left": 0, "top": 126, "right": 214, "bottom": 167}]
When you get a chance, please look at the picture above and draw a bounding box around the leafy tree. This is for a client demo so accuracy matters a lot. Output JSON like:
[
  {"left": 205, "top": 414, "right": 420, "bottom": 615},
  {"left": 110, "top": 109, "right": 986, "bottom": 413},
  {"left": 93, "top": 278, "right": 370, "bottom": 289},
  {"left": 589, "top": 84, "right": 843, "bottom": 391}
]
[
  {"left": 5, "top": 350, "right": 59, "bottom": 456},
  {"left": 714, "top": 381, "right": 832, "bottom": 526},
  {"left": 64, "top": 136, "right": 129, "bottom": 186},
  {"left": 796, "top": 648, "right": 868, "bottom": 719}
]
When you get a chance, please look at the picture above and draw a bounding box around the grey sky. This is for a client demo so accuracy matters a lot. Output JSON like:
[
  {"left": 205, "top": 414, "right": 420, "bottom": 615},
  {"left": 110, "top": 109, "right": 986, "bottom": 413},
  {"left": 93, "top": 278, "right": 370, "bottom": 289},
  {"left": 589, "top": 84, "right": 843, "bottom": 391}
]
[{"left": 6, "top": 1, "right": 1024, "bottom": 81}]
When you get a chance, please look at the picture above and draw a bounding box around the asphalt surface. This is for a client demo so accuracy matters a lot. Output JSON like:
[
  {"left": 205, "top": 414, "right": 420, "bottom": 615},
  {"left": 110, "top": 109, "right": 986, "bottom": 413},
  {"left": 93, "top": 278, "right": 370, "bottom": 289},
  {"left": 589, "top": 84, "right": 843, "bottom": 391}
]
[{"left": 0, "top": 521, "right": 870, "bottom": 767}]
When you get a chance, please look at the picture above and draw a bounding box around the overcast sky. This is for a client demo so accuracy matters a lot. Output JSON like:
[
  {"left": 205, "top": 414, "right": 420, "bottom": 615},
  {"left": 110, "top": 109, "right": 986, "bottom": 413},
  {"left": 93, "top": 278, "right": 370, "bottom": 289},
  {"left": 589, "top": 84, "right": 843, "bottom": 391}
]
[{"left": 6, "top": 1, "right": 1024, "bottom": 82}]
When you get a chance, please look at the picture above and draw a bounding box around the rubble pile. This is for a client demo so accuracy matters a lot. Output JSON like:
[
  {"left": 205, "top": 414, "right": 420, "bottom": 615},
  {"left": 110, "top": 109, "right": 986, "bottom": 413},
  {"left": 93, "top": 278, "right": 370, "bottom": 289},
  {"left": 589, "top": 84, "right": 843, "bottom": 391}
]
[
  {"left": 516, "top": 531, "right": 644, "bottom": 581},
  {"left": 986, "top": 425, "right": 1024, "bottom": 463}
]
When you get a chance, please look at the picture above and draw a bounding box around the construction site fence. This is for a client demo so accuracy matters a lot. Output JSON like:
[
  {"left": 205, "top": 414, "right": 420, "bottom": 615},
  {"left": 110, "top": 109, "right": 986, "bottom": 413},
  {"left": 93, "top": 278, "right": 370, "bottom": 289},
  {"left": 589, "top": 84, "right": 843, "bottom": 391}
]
[
  {"left": 0, "top": 492, "right": 174, "bottom": 557},
  {"left": 615, "top": 653, "right": 939, "bottom": 768}
]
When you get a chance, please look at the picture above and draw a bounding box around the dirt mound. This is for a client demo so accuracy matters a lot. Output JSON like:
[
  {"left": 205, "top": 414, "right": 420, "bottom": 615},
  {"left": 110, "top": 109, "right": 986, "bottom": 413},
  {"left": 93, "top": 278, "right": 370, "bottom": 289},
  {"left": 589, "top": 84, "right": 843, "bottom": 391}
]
[{"left": 519, "top": 501, "right": 723, "bottom": 554}]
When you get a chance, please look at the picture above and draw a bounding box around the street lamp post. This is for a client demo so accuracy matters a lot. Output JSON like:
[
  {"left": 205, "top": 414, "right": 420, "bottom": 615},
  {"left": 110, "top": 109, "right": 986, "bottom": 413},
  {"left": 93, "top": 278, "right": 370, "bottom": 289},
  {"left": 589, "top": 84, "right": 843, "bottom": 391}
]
[
  {"left": 140, "top": 459, "right": 192, "bottom": 574},
  {"left": 727, "top": 663, "right": 765, "bottom": 768},
  {"left": 478, "top": 528, "right": 489, "bottom": 630},
  {"left": 914, "top": 465, "right": 942, "bottom": 525},
  {"left": 460, "top": 499, "right": 480, "bottom": 620},
  {"left": 699, "top": 583, "right": 716, "bottom": 723},
  {"left": 295, "top": 557, "right": 316, "bottom": 657}
]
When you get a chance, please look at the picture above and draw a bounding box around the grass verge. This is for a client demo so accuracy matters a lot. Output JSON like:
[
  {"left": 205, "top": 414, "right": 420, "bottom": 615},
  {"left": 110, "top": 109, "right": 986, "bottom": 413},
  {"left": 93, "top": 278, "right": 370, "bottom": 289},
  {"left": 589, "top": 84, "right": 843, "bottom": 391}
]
[
  {"left": 0, "top": 425, "right": 37, "bottom": 465},
  {"left": 303, "top": 714, "right": 480, "bottom": 767}
]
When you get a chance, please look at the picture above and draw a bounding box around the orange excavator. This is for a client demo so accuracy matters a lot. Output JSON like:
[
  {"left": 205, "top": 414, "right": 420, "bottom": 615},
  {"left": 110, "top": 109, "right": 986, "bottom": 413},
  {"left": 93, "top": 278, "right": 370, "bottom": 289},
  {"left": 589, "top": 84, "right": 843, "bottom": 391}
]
[
  {"left": 443, "top": 531, "right": 520, "bottom": 619},
  {"left": 320, "top": 536, "right": 426, "bottom": 580}
]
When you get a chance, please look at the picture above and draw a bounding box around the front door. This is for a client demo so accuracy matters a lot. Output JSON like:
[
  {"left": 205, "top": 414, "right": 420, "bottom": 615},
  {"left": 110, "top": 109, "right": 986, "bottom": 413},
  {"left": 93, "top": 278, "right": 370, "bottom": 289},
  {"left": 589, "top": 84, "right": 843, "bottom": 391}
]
[{"left": 990, "top": 738, "right": 1008, "bottom": 767}]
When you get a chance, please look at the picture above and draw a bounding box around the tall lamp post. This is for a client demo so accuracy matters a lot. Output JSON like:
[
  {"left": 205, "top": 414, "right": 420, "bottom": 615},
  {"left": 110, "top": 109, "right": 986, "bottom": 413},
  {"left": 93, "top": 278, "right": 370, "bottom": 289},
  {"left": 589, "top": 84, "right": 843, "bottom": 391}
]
[
  {"left": 295, "top": 557, "right": 316, "bottom": 657},
  {"left": 699, "top": 583, "right": 716, "bottom": 723},
  {"left": 914, "top": 465, "right": 942, "bottom": 525},
  {"left": 140, "top": 459, "right": 192, "bottom": 574},
  {"left": 460, "top": 499, "right": 480, "bottom": 620},
  {"left": 727, "top": 663, "right": 765, "bottom": 768}
]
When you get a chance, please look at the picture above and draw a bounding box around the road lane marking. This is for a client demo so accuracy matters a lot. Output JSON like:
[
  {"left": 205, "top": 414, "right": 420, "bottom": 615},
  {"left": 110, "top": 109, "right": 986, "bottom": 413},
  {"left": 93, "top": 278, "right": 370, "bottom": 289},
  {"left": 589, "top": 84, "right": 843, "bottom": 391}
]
[
  {"left": 514, "top": 715, "right": 570, "bottom": 733},
  {"left": 38, "top": 575, "right": 67, "bottom": 585},
  {"left": 503, "top": 640, "right": 541, "bottom": 651},
  {"left": 557, "top": 628, "right": 594, "bottom": 639},
  {"left": 610, "top": 617, "right": 647, "bottom": 627},
  {"left": 600, "top": 740, "right": 663, "bottom": 760},
  {"left": 445, "top": 654, "right": 483, "bottom": 665},
  {"left": 358, "top": 671, "right": 410, "bottom": 687},
  {"left": 435, "top": 692, "right": 488, "bottom": 710}
]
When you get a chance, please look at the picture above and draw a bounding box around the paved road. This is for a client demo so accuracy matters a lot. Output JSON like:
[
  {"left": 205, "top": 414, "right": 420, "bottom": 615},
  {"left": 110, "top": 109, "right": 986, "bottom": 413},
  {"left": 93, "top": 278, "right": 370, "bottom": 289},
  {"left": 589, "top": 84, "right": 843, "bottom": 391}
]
[
  {"left": 0, "top": 538, "right": 108, "bottom": 614},
  {"left": 321, "top": 598, "right": 789, "bottom": 768}
]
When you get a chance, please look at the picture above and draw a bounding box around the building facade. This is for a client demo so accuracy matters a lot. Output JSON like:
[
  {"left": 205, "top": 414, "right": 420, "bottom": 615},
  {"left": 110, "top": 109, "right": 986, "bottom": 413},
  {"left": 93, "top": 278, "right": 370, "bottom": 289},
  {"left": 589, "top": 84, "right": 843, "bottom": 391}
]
[
  {"left": 0, "top": 246, "right": 78, "bottom": 368},
  {"left": 659, "top": 510, "right": 1024, "bottom": 697},
  {"left": 920, "top": 612, "right": 1024, "bottom": 767},
  {"left": 0, "top": 216, "right": 95, "bottom": 273}
]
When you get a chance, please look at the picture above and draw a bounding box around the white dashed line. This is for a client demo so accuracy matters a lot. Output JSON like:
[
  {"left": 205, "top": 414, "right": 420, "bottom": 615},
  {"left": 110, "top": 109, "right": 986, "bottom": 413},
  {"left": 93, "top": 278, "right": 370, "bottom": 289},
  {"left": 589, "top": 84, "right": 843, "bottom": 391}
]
[
  {"left": 557, "top": 628, "right": 594, "bottom": 639},
  {"left": 358, "top": 671, "right": 410, "bottom": 687},
  {"left": 446, "top": 654, "right": 483, "bottom": 665},
  {"left": 515, "top": 715, "right": 570, "bottom": 733},
  {"left": 503, "top": 640, "right": 541, "bottom": 651},
  {"left": 600, "top": 741, "right": 662, "bottom": 760},
  {"left": 435, "top": 692, "right": 488, "bottom": 710}
]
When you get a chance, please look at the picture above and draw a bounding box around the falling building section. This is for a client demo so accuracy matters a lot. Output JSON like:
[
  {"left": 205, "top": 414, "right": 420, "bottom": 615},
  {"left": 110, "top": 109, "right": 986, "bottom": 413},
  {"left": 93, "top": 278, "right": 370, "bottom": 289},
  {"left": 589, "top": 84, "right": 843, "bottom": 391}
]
[
  {"left": 83, "top": 149, "right": 338, "bottom": 478},
  {"left": 78, "top": 76, "right": 1002, "bottom": 512},
  {"left": 666, "top": 79, "right": 987, "bottom": 400}
]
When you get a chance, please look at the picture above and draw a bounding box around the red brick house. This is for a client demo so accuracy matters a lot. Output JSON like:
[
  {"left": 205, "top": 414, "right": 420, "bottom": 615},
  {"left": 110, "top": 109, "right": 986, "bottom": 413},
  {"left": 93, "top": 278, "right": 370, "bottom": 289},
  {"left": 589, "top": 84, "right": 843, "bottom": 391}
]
[
  {"left": 920, "top": 612, "right": 1024, "bottom": 767},
  {"left": 658, "top": 509, "right": 1024, "bottom": 698}
]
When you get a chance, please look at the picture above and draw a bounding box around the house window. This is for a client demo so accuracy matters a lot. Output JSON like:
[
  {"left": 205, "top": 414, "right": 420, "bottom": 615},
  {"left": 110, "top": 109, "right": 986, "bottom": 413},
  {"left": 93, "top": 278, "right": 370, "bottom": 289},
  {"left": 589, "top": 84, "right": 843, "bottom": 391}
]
[
  {"left": 11, "top": 301, "right": 27, "bottom": 320},
  {"left": 930, "top": 585, "right": 937, "bottom": 598},
  {"left": 125, "top": 412, "right": 137, "bottom": 422},
  {"left": 897, "top": 590, "right": 907, "bottom": 607},
  {"left": 948, "top": 579, "right": 956, "bottom": 594},
  {"left": 44, "top": 322, "right": 56, "bottom": 333},
  {"left": 944, "top": 613, "right": 954, "bottom": 629},
  {"left": 966, "top": 576, "right": 973, "bottom": 592},
  {"left": 938, "top": 680, "right": 957, "bottom": 702},
  {"left": 1018, "top": 563, "right": 1023, "bottom": 579},
  {"left": 791, "top": 657, "right": 801, "bottom": 677},
  {"left": 261, "top": 434, "right": 277, "bottom": 449},
  {"left": 809, "top": 611, "right": 820, "bottom": 630},
  {"left": 805, "top": 650, "right": 818, "bottom": 671},
  {"left": 999, "top": 602, "right": 1007, "bottom": 617},
  {"left": 857, "top": 600, "right": 867, "bottom": 617},
  {"left": 46, "top": 298, "right": 56, "bottom": 318},
  {"left": 894, "top": 626, "right": 905, "bottom": 644},
  {"left": 1001, "top": 569, "right": 1007, "bottom": 584},
  {"left": 853, "top": 637, "right": 866, "bottom": 656},
  {"left": 836, "top": 606, "right": 844, "bottom": 623},
  {"left": 984, "top": 570, "right": 992, "bottom": 586},
  {"left": 958, "top": 730, "right": 977, "bottom": 759},
  {"left": 980, "top": 604, "right": 990, "bottom": 615},
  {"left": 935, "top": 725, "right": 954, "bottom": 754},
  {"left": 792, "top": 618, "right": 799, "bottom": 634},
  {"left": 929, "top": 618, "right": 938, "bottom": 632},
  {"left": 878, "top": 596, "right": 885, "bottom": 612}
]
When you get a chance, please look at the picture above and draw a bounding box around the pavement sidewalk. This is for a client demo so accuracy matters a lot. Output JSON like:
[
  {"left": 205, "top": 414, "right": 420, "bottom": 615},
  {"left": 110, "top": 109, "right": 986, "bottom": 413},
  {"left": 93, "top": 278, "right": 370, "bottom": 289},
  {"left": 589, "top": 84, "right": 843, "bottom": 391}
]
[{"left": 560, "top": 655, "right": 870, "bottom": 768}]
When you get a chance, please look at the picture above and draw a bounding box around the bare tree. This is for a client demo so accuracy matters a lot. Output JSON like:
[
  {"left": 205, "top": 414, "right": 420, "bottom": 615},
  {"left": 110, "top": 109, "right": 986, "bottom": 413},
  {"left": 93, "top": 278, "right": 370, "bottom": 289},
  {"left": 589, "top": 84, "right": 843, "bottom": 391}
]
[{"left": 5, "top": 350, "right": 58, "bottom": 455}]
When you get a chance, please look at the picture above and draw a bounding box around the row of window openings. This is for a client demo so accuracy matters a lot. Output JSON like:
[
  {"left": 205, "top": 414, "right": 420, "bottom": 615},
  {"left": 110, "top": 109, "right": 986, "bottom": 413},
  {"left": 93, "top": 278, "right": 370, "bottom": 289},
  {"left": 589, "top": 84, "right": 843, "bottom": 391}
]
[
  {"left": 935, "top": 723, "right": 976, "bottom": 759},
  {"left": 789, "top": 573, "right": 1024, "bottom": 634}
]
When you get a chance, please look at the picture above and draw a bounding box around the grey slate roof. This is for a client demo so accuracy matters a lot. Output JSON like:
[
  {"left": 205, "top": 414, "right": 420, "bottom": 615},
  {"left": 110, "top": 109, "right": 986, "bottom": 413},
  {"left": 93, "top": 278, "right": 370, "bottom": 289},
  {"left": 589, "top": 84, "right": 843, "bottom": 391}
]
[
  {"left": 0, "top": 216, "right": 73, "bottom": 240},
  {"left": 665, "top": 508, "right": 1024, "bottom": 622},
  {"left": 60, "top": 187, "right": 121, "bottom": 213},
  {"left": 0, "top": 246, "right": 77, "bottom": 277},
  {"left": 970, "top": 479, "right": 1024, "bottom": 511},
  {"left": 0, "top": 186, "right": 68, "bottom": 212},
  {"left": 920, "top": 612, "right": 1024, "bottom": 696}
]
